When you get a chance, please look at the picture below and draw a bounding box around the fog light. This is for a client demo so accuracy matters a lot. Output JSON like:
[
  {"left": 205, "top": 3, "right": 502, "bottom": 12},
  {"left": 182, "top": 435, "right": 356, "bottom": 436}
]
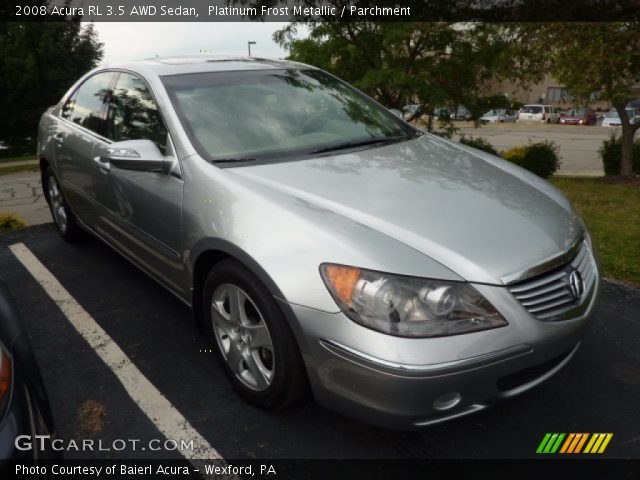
[{"left": 433, "top": 392, "right": 461, "bottom": 411}]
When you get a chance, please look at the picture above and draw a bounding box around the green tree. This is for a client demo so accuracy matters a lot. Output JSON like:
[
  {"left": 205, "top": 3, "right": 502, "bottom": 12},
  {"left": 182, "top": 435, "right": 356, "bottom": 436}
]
[
  {"left": 505, "top": 23, "right": 640, "bottom": 176},
  {"left": 275, "top": 22, "right": 517, "bottom": 134},
  {"left": 0, "top": 20, "right": 103, "bottom": 143}
]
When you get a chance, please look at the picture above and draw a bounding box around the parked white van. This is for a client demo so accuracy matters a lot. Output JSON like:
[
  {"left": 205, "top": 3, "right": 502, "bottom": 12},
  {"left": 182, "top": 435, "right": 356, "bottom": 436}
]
[{"left": 517, "top": 105, "right": 560, "bottom": 124}]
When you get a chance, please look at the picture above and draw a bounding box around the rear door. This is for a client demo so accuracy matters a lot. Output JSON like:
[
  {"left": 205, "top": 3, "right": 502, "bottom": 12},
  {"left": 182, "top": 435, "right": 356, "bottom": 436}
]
[
  {"left": 93, "top": 71, "right": 184, "bottom": 291},
  {"left": 55, "top": 72, "right": 115, "bottom": 225}
]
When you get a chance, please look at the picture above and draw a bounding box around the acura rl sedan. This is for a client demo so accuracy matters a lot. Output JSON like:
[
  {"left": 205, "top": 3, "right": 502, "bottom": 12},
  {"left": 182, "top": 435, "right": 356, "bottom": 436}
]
[{"left": 37, "top": 56, "right": 600, "bottom": 430}]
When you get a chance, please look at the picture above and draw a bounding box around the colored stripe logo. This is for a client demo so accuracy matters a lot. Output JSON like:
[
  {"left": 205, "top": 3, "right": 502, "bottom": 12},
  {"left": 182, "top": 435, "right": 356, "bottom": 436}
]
[{"left": 536, "top": 433, "right": 613, "bottom": 454}]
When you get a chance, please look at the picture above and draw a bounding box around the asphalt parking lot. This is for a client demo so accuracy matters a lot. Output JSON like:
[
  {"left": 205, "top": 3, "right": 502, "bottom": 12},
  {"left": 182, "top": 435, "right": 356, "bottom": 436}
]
[
  {"left": 1, "top": 224, "right": 639, "bottom": 460},
  {"left": 455, "top": 123, "right": 622, "bottom": 177}
]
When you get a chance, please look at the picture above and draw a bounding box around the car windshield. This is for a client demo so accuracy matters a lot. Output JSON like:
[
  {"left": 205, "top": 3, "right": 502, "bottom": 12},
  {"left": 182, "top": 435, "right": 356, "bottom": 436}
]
[
  {"left": 571, "top": 108, "right": 587, "bottom": 116},
  {"left": 522, "top": 106, "right": 543, "bottom": 114},
  {"left": 606, "top": 110, "right": 620, "bottom": 118},
  {"left": 162, "top": 68, "right": 416, "bottom": 162}
]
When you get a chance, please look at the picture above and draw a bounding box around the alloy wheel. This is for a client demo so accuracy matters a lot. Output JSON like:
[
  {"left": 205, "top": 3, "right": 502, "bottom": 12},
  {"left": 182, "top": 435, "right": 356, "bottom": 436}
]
[
  {"left": 47, "top": 175, "right": 68, "bottom": 233},
  {"left": 211, "top": 283, "right": 275, "bottom": 391}
]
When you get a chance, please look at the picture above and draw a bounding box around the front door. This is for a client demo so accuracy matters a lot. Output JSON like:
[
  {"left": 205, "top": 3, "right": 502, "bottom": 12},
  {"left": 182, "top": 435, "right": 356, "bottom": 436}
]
[{"left": 92, "top": 72, "right": 184, "bottom": 293}]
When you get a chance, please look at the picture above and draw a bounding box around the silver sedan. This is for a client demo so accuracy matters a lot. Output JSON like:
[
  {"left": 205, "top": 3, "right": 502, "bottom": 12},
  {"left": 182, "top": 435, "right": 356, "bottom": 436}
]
[{"left": 37, "top": 56, "right": 600, "bottom": 430}]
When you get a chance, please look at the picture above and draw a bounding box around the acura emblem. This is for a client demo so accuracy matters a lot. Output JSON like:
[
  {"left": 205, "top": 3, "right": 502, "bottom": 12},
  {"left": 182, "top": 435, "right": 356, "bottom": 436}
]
[{"left": 568, "top": 270, "right": 584, "bottom": 299}]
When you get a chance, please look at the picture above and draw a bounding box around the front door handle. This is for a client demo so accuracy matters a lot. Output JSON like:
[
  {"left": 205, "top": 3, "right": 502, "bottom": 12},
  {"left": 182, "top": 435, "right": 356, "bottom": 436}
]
[
  {"left": 93, "top": 156, "right": 111, "bottom": 172},
  {"left": 53, "top": 132, "right": 64, "bottom": 145}
]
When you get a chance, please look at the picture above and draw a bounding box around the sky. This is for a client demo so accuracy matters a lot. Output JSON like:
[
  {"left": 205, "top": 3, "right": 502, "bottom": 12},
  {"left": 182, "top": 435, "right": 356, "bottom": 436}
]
[{"left": 93, "top": 22, "right": 308, "bottom": 65}]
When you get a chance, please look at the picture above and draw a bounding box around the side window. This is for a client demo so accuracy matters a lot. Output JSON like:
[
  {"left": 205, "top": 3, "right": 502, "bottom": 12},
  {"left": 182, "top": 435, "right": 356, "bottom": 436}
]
[
  {"left": 106, "top": 73, "right": 168, "bottom": 154},
  {"left": 61, "top": 73, "right": 113, "bottom": 135}
]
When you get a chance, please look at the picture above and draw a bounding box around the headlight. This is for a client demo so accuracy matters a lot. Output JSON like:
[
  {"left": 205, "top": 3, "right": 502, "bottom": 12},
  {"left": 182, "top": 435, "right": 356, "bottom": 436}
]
[
  {"left": 320, "top": 264, "right": 507, "bottom": 337},
  {"left": 0, "top": 345, "right": 11, "bottom": 415}
]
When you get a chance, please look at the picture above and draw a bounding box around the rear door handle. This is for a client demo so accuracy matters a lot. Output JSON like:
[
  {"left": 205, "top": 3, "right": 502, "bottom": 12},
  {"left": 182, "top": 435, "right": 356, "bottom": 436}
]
[{"left": 93, "top": 156, "right": 111, "bottom": 172}]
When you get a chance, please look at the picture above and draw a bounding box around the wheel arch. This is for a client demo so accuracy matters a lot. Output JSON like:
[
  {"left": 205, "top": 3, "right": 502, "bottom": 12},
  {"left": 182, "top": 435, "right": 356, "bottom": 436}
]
[{"left": 189, "top": 238, "right": 312, "bottom": 359}]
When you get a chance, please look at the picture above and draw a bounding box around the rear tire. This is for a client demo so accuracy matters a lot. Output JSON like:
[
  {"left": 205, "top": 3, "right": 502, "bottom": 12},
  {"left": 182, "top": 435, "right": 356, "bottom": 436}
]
[
  {"left": 43, "top": 167, "right": 83, "bottom": 241},
  {"left": 203, "top": 259, "right": 308, "bottom": 409}
]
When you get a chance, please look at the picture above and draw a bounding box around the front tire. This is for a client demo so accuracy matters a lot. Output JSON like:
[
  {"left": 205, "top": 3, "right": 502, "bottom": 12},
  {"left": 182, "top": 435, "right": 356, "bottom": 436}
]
[
  {"left": 43, "top": 167, "right": 83, "bottom": 241},
  {"left": 203, "top": 259, "right": 308, "bottom": 409}
]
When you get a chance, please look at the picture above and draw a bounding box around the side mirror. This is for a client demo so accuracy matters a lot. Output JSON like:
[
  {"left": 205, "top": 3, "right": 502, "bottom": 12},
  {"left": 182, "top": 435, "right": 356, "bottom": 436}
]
[{"left": 106, "top": 140, "right": 167, "bottom": 172}]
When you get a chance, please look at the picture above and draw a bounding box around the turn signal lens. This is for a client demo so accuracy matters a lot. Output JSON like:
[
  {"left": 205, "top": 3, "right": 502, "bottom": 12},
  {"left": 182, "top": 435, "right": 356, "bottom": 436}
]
[
  {"left": 0, "top": 348, "right": 11, "bottom": 414},
  {"left": 107, "top": 148, "right": 140, "bottom": 158},
  {"left": 323, "top": 265, "right": 361, "bottom": 303}
]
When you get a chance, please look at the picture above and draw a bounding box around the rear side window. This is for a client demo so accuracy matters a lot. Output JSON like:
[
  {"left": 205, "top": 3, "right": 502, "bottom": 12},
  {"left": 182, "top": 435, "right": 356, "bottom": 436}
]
[
  {"left": 105, "top": 73, "right": 168, "bottom": 154},
  {"left": 61, "top": 72, "right": 113, "bottom": 135}
]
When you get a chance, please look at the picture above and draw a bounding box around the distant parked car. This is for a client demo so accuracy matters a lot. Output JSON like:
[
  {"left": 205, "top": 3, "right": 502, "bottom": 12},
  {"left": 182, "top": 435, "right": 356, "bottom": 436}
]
[
  {"left": 480, "top": 109, "right": 517, "bottom": 123},
  {"left": 451, "top": 106, "right": 472, "bottom": 121},
  {"left": 402, "top": 104, "right": 429, "bottom": 121},
  {"left": 434, "top": 107, "right": 451, "bottom": 121},
  {"left": 559, "top": 108, "right": 597, "bottom": 125},
  {"left": 0, "top": 278, "right": 55, "bottom": 459},
  {"left": 602, "top": 108, "right": 640, "bottom": 127},
  {"left": 517, "top": 104, "right": 560, "bottom": 124}
]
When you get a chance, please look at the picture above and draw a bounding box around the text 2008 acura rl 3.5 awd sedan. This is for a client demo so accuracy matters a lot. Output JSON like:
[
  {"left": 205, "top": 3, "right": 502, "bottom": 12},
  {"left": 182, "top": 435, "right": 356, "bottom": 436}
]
[{"left": 38, "top": 56, "right": 600, "bottom": 430}]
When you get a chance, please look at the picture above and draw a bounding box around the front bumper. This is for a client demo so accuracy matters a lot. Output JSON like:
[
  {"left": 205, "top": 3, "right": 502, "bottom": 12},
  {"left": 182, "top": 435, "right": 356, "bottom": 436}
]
[{"left": 283, "top": 274, "right": 600, "bottom": 430}]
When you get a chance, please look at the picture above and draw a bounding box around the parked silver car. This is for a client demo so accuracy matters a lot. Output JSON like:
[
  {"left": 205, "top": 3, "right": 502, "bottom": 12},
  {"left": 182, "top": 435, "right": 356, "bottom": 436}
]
[
  {"left": 601, "top": 107, "right": 640, "bottom": 127},
  {"left": 480, "top": 109, "right": 518, "bottom": 123},
  {"left": 38, "top": 56, "right": 600, "bottom": 430}
]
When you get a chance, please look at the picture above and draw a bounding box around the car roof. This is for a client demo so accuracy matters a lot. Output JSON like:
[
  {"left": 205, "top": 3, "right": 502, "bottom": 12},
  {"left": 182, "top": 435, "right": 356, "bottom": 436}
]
[{"left": 96, "top": 55, "right": 315, "bottom": 77}]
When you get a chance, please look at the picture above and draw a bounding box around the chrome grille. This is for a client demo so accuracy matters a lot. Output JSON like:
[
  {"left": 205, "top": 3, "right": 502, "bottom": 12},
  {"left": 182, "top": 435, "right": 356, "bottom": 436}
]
[{"left": 508, "top": 242, "right": 596, "bottom": 321}]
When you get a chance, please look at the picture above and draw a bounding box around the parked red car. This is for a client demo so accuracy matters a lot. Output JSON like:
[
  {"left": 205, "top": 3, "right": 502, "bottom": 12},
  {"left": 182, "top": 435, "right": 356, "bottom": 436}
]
[{"left": 559, "top": 108, "right": 597, "bottom": 125}]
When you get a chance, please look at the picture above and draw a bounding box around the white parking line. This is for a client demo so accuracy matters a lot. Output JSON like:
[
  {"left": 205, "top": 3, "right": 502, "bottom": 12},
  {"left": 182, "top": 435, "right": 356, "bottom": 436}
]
[{"left": 9, "top": 242, "right": 223, "bottom": 463}]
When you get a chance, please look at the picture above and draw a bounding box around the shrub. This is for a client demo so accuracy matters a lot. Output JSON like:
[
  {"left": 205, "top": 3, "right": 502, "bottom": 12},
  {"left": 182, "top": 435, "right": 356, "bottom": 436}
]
[
  {"left": 598, "top": 132, "right": 640, "bottom": 176},
  {"left": 0, "top": 213, "right": 26, "bottom": 231},
  {"left": 501, "top": 141, "right": 561, "bottom": 178},
  {"left": 459, "top": 135, "right": 499, "bottom": 155},
  {"left": 502, "top": 146, "right": 527, "bottom": 162}
]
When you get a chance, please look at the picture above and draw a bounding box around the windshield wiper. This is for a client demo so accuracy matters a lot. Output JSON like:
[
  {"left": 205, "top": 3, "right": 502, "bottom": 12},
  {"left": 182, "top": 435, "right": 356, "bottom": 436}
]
[{"left": 310, "top": 135, "right": 408, "bottom": 155}]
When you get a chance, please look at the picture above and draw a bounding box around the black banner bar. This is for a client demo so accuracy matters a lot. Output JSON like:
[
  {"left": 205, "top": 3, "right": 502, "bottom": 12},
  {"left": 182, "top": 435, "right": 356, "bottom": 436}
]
[
  {"left": 2, "top": 459, "right": 640, "bottom": 480},
  {"left": 3, "top": 0, "right": 640, "bottom": 22}
]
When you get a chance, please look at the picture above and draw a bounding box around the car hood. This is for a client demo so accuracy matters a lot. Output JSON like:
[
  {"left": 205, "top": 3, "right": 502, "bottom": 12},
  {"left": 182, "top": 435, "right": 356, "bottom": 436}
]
[{"left": 228, "top": 135, "right": 582, "bottom": 285}]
